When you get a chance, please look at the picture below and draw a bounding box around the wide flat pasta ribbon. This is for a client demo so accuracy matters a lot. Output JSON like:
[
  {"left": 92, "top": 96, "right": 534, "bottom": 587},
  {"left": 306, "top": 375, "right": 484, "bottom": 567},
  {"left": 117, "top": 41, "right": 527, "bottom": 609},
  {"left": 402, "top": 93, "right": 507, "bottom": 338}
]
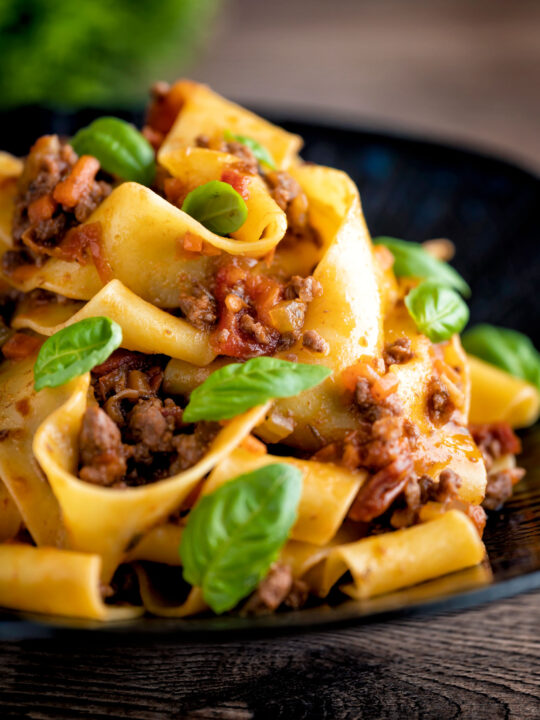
[
  {"left": 318, "top": 510, "right": 485, "bottom": 599},
  {"left": 158, "top": 148, "right": 287, "bottom": 257},
  {"left": 134, "top": 564, "right": 207, "bottom": 618},
  {"left": 158, "top": 81, "right": 302, "bottom": 171},
  {"left": 468, "top": 354, "right": 540, "bottom": 428},
  {"left": 0, "top": 357, "right": 83, "bottom": 547},
  {"left": 0, "top": 545, "right": 142, "bottom": 621},
  {"left": 204, "top": 448, "right": 365, "bottom": 546},
  {"left": 262, "top": 167, "right": 383, "bottom": 449},
  {"left": 0, "top": 479, "right": 22, "bottom": 542},
  {"left": 13, "top": 279, "right": 216, "bottom": 366},
  {"left": 33, "top": 374, "right": 271, "bottom": 581},
  {"left": 5, "top": 180, "right": 286, "bottom": 303}
]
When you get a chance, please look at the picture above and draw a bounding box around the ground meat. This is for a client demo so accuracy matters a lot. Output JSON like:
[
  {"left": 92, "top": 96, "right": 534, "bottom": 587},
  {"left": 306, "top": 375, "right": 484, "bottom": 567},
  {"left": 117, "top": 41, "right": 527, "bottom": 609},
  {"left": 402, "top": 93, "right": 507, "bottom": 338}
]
[
  {"left": 264, "top": 171, "right": 301, "bottom": 211},
  {"left": 433, "top": 468, "right": 462, "bottom": 502},
  {"left": 178, "top": 287, "right": 217, "bottom": 331},
  {"left": 264, "top": 170, "right": 311, "bottom": 235},
  {"left": 80, "top": 356, "right": 219, "bottom": 486},
  {"left": 128, "top": 398, "right": 170, "bottom": 452},
  {"left": 482, "top": 468, "right": 525, "bottom": 511},
  {"left": 210, "top": 260, "right": 322, "bottom": 359},
  {"left": 302, "top": 329, "right": 329, "bottom": 354},
  {"left": 242, "top": 563, "right": 309, "bottom": 615},
  {"left": 211, "top": 260, "right": 282, "bottom": 358},
  {"left": 5, "top": 135, "right": 112, "bottom": 271},
  {"left": 383, "top": 337, "right": 414, "bottom": 368},
  {"left": 426, "top": 376, "right": 454, "bottom": 425},
  {"left": 239, "top": 314, "right": 274, "bottom": 345},
  {"left": 469, "top": 422, "right": 522, "bottom": 469},
  {"left": 348, "top": 455, "right": 415, "bottom": 522},
  {"left": 169, "top": 422, "right": 219, "bottom": 475},
  {"left": 93, "top": 349, "right": 150, "bottom": 379},
  {"left": 288, "top": 275, "right": 322, "bottom": 303},
  {"left": 79, "top": 406, "right": 127, "bottom": 486},
  {"left": 315, "top": 362, "right": 415, "bottom": 526},
  {"left": 195, "top": 134, "right": 259, "bottom": 175},
  {"left": 223, "top": 141, "right": 259, "bottom": 175},
  {"left": 2, "top": 332, "right": 42, "bottom": 359},
  {"left": 354, "top": 377, "right": 400, "bottom": 424}
]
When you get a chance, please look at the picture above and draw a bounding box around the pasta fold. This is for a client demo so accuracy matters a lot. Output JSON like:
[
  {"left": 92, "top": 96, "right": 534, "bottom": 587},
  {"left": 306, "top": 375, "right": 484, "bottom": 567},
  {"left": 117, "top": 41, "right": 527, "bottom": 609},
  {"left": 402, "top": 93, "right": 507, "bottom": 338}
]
[
  {"left": 13, "top": 279, "right": 216, "bottom": 366},
  {"left": 33, "top": 374, "right": 270, "bottom": 580},
  {"left": 205, "top": 448, "right": 365, "bottom": 545},
  {"left": 134, "top": 565, "right": 207, "bottom": 618},
  {"left": 0, "top": 545, "right": 142, "bottom": 620},
  {"left": 319, "top": 510, "right": 485, "bottom": 599},
  {"left": 268, "top": 167, "right": 383, "bottom": 447},
  {"left": 0, "top": 480, "right": 22, "bottom": 542},
  {"left": 0, "top": 357, "right": 82, "bottom": 547},
  {"left": 468, "top": 354, "right": 540, "bottom": 428},
  {"left": 158, "top": 148, "right": 288, "bottom": 257},
  {"left": 158, "top": 80, "right": 302, "bottom": 170}
]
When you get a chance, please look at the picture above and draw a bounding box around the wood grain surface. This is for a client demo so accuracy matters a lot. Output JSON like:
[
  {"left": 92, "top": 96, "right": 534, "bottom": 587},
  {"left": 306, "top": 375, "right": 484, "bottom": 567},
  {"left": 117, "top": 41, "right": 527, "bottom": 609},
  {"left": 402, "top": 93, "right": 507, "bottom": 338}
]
[{"left": 1, "top": 590, "right": 539, "bottom": 719}]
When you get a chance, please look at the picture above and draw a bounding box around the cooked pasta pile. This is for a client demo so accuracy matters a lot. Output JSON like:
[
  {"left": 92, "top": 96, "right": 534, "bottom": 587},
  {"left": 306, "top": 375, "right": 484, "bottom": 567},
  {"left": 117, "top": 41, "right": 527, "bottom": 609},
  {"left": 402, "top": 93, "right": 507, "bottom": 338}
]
[{"left": 0, "top": 81, "right": 538, "bottom": 620}]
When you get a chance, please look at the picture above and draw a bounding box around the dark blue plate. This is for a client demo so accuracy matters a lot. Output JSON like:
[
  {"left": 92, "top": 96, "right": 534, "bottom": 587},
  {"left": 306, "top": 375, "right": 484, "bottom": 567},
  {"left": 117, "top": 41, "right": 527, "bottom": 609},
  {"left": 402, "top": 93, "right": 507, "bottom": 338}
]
[{"left": 0, "top": 117, "right": 538, "bottom": 638}]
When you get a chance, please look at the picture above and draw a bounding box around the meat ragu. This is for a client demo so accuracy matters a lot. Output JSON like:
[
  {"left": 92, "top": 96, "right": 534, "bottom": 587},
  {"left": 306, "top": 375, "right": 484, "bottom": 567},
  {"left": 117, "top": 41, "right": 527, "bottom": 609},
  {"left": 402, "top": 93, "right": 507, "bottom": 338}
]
[
  {"left": 179, "top": 257, "right": 323, "bottom": 358},
  {"left": 78, "top": 350, "right": 219, "bottom": 487},
  {"left": 3, "top": 134, "right": 112, "bottom": 274},
  {"left": 0, "top": 80, "right": 534, "bottom": 623}
]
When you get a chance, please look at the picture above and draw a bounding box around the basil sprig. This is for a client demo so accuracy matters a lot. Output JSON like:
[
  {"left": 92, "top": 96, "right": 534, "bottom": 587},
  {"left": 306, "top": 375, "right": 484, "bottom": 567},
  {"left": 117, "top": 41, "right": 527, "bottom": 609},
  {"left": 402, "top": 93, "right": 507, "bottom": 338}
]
[
  {"left": 405, "top": 281, "right": 469, "bottom": 342},
  {"left": 373, "top": 236, "right": 470, "bottom": 297},
  {"left": 34, "top": 317, "right": 122, "bottom": 391},
  {"left": 181, "top": 180, "right": 248, "bottom": 236},
  {"left": 180, "top": 463, "right": 302, "bottom": 613},
  {"left": 71, "top": 117, "right": 156, "bottom": 186},
  {"left": 224, "top": 130, "right": 276, "bottom": 169},
  {"left": 463, "top": 324, "right": 540, "bottom": 391},
  {"left": 183, "top": 357, "right": 332, "bottom": 422}
]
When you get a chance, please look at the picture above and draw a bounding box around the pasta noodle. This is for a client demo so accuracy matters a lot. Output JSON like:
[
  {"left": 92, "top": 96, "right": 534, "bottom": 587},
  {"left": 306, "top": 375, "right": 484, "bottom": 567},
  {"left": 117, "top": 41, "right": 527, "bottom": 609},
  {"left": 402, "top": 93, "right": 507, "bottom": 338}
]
[
  {"left": 33, "top": 374, "right": 270, "bottom": 580},
  {"left": 13, "top": 279, "right": 216, "bottom": 366},
  {"left": 0, "top": 80, "right": 532, "bottom": 621}
]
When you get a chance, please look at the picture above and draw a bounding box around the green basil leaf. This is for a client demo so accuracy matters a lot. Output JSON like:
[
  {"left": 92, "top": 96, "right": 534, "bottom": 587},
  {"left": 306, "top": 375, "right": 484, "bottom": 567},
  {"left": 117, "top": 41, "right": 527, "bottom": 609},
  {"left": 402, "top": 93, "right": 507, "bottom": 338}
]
[
  {"left": 183, "top": 357, "right": 332, "bottom": 422},
  {"left": 405, "top": 281, "right": 469, "bottom": 342},
  {"left": 180, "top": 463, "right": 302, "bottom": 613},
  {"left": 224, "top": 130, "right": 276, "bottom": 169},
  {"left": 373, "top": 236, "right": 470, "bottom": 297},
  {"left": 462, "top": 324, "right": 540, "bottom": 391},
  {"left": 181, "top": 180, "right": 248, "bottom": 236},
  {"left": 71, "top": 117, "right": 156, "bottom": 186},
  {"left": 34, "top": 317, "right": 122, "bottom": 391}
]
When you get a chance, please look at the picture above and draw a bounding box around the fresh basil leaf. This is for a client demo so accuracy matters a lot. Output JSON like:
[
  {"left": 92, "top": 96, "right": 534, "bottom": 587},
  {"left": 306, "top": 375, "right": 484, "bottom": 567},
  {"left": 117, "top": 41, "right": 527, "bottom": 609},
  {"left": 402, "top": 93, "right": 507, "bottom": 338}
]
[
  {"left": 180, "top": 463, "right": 302, "bottom": 613},
  {"left": 71, "top": 117, "right": 156, "bottom": 186},
  {"left": 224, "top": 130, "right": 276, "bottom": 169},
  {"left": 373, "top": 236, "right": 470, "bottom": 297},
  {"left": 181, "top": 180, "right": 248, "bottom": 235},
  {"left": 405, "top": 281, "right": 469, "bottom": 342},
  {"left": 463, "top": 324, "right": 540, "bottom": 391},
  {"left": 34, "top": 316, "right": 122, "bottom": 391},
  {"left": 183, "top": 357, "right": 332, "bottom": 422}
]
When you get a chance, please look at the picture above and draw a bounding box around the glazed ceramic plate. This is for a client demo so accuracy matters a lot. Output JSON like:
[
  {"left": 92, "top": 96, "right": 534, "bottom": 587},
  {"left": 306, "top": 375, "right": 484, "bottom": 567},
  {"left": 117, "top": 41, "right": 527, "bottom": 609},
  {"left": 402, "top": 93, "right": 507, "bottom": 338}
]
[{"left": 0, "top": 116, "right": 538, "bottom": 638}]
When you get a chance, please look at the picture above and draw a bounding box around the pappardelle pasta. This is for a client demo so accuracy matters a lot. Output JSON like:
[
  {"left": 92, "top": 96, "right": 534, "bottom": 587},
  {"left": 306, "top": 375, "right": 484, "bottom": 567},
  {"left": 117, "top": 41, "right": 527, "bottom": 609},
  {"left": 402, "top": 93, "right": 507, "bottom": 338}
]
[{"left": 0, "top": 81, "right": 538, "bottom": 621}]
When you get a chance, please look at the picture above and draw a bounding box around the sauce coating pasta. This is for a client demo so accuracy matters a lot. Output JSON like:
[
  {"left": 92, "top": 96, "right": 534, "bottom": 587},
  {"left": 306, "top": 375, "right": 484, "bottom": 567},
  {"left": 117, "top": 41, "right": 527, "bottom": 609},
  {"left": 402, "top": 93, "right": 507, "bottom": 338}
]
[{"left": 0, "top": 81, "right": 536, "bottom": 620}]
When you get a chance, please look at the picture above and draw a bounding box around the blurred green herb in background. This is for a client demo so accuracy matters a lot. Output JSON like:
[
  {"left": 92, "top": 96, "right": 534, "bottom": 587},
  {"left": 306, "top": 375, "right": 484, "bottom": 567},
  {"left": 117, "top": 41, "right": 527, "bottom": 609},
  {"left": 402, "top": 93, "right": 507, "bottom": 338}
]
[{"left": 0, "top": 0, "right": 220, "bottom": 109}]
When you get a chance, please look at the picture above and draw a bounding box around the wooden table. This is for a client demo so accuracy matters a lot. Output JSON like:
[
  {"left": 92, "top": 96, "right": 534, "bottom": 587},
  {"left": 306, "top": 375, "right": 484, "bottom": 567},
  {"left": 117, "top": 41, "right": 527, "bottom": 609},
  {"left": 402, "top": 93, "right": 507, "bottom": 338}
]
[
  {"left": 1, "top": 2, "right": 539, "bottom": 717},
  {"left": 1, "top": 591, "right": 539, "bottom": 718}
]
